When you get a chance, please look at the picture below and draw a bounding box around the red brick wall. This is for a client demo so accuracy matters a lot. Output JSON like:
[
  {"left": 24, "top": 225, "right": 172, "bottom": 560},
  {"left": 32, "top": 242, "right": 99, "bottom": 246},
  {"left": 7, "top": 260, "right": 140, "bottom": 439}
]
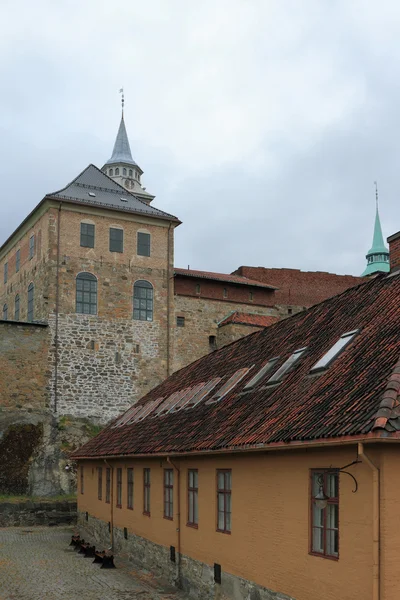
[
  {"left": 233, "top": 266, "right": 363, "bottom": 307},
  {"left": 388, "top": 232, "right": 400, "bottom": 272},
  {"left": 174, "top": 275, "right": 275, "bottom": 307}
]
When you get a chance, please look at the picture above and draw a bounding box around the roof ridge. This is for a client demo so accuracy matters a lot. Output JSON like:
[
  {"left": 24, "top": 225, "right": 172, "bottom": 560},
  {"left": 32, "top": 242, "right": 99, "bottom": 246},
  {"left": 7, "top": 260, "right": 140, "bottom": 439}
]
[{"left": 373, "top": 355, "right": 400, "bottom": 431}]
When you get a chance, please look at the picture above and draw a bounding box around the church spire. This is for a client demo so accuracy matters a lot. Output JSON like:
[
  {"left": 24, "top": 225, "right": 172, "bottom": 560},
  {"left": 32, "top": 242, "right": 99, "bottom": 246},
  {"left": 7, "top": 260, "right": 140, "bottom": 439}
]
[
  {"left": 102, "top": 90, "right": 155, "bottom": 204},
  {"left": 362, "top": 182, "right": 390, "bottom": 276}
]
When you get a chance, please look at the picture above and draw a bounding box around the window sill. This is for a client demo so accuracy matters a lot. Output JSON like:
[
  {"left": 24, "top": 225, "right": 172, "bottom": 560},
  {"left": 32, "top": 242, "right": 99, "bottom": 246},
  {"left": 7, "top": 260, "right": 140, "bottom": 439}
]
[
  {"left": 309, "top": 550, "right": 338, "bottom": 561},
  {"left": 143, "top": 511, "right": 151, "bottom": 517},
  {"left": 127, "top": 506, "right": 133, "bottom": 511},
  {"left": 116, "top": 504, "right": 122, "bottom": 509},
  {"left": 105, "top": 500, "right": 110, "bottom": 504},
  {"left": 186, "top": 522, "right": 198, "bottom": 529},
  {"left": 216, "top": 529, "right": 231, "bottom": 535},
  {"left": 163, "top": 516, "right": 173, "bottom": 521}
]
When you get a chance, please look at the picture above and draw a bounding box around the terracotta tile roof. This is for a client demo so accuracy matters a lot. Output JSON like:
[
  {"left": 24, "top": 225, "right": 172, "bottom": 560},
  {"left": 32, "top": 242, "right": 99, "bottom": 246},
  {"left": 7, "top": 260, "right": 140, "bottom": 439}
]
[
  {"left": 72, "top": 273, "right": 400, "bottom": 459},
  {"left": 218, "top": 312, "right": 279, "bottom": 328},
  {"left": 174, "top": 268, "right": 277, "bottom": 290}
]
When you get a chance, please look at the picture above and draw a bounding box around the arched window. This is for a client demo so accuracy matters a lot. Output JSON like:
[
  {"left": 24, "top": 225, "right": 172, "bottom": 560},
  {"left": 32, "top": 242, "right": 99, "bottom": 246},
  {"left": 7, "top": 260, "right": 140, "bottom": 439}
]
[
  {"left": 76, "top": 273, "right": 97, "bottom": 315},
  {"left": 27, "top": 283, "right": 34, "bottom": 322},
  {"left": 2, "top": 303, "right": 7, "bottom": 320},
  {"left": 109, "top": 168, "right": 113, "bottom": 176},
  {"left": 129, "top": 169, "right": 133, "bottom": 177},
  {"left": 133, "top": 280, "right": 153, "bottom": 321},
  {"left": 123, "top": 167, "right": 127, "bottom": 176},
  {"left": 115, "top": 167, "right": 119, "bottom": 176},
  {"left": 14, "top": 295, "right": 20, "bottom": 321}
]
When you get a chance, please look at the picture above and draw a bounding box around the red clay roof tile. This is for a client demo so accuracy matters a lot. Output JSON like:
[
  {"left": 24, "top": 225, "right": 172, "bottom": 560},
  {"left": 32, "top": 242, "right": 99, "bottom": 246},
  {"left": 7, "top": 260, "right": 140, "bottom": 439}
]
[
  {"left": 218, "top": 312, "right": 279, "bottom": 328},
  {"left": 174, "top": 268, "right": 277, "bottom": 290}
]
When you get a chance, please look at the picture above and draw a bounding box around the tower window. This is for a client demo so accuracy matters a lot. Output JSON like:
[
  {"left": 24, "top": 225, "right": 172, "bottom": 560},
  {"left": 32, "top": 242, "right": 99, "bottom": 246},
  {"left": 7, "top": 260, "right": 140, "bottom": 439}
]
[
  {"left": 4, "top": 262, "right": 8, "bottom": 284},
  {"left": 123, "top": 168, "right": 127, "bottom": 176},
  {"left": 249, "top": 291, "right": 253, "bottom": 301},
  {"left": 223, "top": 287, "right": 227, "bottom": 298},
  {"left": 109, "top": 169, "right": 113, "bottom": 176},
  {"left": 177, "top": 316, "right": 185, "bottom": 327},
  {"left": 2, "top": 303, "right": 7, "bottom": 320},
  {"left": 209, "top": 335, "right": 217, "bottom": 350},
  {"left": 80, "top": 223, "right": 95, "bottom": 248},
  {"left": 14, "top": 295, "right": 20, "bottom": 321},
  {"left": 137, "top": 232, "right": 151, "bottom": 257},
  {"left": 133, "top": 280, "right": 153, "bottom": 321},
  {"left": 27, "top": 283, "right": 34, "bottom": 322},
  {"left": 129, "top": 169, "right": 133, "bottom": 177},
  {"left": 29, "top": 235, "right": 35, "bottom": 260},
  {"left": 76, "top": 272, "right": 97, "bottom": 315},
  {"left": 115, "top": 168, "right": 119, "bottom": 176},
  {"left": 16, "top": 249, "right": 20, "bottom": 273},
  {"left": 196, "top": 284, "right": 201, "bottom": 295},
  {"left": 109, "top": 228, "right": 124, "bottom": 253}
]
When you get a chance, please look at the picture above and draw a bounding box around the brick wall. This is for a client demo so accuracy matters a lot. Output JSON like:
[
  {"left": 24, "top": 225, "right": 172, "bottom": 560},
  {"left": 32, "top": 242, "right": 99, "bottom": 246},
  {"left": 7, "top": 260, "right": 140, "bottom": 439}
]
[
  {"left": 233, "top": 266, "right": 363, "bottom": 307},
  {"left": 0, "top": 321, "right": 50, "bottom": 409},
  {"left": 174, "top": 275, "right": 275, "bottom": 306},
  {"left": 388, "top": 231, "right": 400, "bottom": 272}
]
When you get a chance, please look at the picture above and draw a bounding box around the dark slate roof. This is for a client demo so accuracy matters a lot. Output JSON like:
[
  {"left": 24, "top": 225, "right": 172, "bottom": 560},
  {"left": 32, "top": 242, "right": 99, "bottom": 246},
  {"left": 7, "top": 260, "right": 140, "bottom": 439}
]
[
  {"left": 46, "top": 164, "right": 180, "bottom": 223},
  {"left": 218, "top": 312, "right": 279, "bottom": 328},
  {"left": 105, "top": 115, "right": 138, "bottom": 167},
  {"left": 174, "top": 268, "right": 277, "bottom": 290},
  {"left": 72, "top": 272, "right": 400, "bottom": 460}
]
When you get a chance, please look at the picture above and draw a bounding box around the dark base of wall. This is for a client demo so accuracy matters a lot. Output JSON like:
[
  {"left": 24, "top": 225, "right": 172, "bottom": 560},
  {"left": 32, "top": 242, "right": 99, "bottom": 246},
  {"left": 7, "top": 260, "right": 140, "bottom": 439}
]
[
  {"left": 78, "top": 511, "right": 295, "bottom": 600},
  {"left": 0, "top": 501, "right": 77, "bottom": 527}
]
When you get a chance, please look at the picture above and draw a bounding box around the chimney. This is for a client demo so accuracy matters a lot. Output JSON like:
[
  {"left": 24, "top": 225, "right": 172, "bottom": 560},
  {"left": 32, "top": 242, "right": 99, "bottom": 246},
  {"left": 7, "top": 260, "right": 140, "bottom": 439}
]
[{"left": 387, "top": 231, "right": 400, "bottom": 272}]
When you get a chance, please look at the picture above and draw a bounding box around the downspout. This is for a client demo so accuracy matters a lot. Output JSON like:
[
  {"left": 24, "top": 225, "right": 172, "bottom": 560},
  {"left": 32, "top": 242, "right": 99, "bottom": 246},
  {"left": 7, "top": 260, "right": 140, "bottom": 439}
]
[
  {"left": 166, "top": 222, "right": 173, "bottom": 376},
  {"left": 358, "top": 443, "right": 380, "bottom": 600},
  {"left": 104, "top": 459, "right": 114, "bottom": 549},
  {"left": 54, "top": 203, "right": 62, "bottom": 413},
  {"left": 167, "top": 457, "right": 181, "bottom": 584}
]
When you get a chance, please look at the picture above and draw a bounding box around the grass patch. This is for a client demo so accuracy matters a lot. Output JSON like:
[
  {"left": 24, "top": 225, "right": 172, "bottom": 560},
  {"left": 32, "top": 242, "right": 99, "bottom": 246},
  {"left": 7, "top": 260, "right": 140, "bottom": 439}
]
[
  {"left": 0, "top": 494, "right": 77, "bottom": 504},
  {"left": 84, "top": 423, "right": 103, "bottom": 438}
]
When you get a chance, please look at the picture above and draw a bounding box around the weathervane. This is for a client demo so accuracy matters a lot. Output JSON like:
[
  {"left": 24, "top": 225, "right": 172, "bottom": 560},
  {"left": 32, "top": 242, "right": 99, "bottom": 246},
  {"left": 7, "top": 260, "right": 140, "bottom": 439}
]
[
  {"left": 119, "top": 87, "right": 124, "bottom": 115},
  {"left": 374, "top": 180, "right": 379, "bottom": 209}
]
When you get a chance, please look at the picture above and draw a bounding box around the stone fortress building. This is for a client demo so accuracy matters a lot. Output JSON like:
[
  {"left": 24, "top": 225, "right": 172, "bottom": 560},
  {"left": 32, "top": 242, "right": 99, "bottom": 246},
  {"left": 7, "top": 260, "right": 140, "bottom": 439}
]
[{"left": 0, "top": 104, "right": 384, "bottom": 495}]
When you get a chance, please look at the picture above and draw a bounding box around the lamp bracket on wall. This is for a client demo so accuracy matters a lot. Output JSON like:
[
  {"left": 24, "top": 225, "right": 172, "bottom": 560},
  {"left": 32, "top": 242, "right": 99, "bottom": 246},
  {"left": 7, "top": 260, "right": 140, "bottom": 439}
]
[{"left": 338, "top": 459, "right": 361, "bottom": 493}]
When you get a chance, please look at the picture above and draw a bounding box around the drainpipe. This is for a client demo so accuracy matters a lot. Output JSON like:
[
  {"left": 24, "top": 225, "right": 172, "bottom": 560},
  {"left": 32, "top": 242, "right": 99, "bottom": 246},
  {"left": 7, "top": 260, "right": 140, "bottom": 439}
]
[
  {"left": 104, "top": 459, "right": 114, "bottom": 550},
  {"left": 167, "top": 456, "right": 181, "bottom": 584},
  {"left": 166, "top": 222, "right": 173, "bottom": 376},
  {"left": 54, "top": 203, "right": 62, "bottom": 413},
  {"left": 358, "top": 443, "right": 380, "bottom": 600}
]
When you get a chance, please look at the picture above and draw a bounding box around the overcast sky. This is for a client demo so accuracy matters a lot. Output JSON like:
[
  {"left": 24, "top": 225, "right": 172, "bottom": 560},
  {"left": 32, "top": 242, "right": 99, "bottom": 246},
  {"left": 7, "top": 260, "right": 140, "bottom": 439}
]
[{"left": 1, "top": 1, "right": 400, "bottom": 276}]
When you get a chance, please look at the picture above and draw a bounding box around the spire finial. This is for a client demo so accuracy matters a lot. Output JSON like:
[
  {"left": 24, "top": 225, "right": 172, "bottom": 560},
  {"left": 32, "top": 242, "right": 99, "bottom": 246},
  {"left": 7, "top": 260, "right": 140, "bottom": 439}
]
[
  {"left": 119, "top": 87, "right": 124, "bottom": 116},
  {"left": 374, "top": 180, "right": 378, "bottom": 210}
]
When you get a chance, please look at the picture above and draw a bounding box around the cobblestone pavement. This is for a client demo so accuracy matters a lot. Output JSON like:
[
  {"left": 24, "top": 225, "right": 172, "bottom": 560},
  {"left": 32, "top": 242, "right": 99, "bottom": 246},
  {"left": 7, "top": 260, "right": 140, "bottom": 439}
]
[{"left": 0, "top": 527, "right": 188, "bottom": 600}]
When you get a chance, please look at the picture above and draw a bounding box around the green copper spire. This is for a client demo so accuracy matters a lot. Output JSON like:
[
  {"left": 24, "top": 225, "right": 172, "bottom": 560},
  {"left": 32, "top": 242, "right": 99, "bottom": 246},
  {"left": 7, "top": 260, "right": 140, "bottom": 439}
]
[{"left": 362, "top": 182, "right": 390, "bottom": 276}]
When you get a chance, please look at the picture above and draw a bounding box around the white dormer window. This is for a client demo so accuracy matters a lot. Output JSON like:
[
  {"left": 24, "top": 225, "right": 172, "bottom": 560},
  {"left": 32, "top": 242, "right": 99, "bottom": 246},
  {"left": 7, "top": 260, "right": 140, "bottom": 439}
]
[{"left": 310, "top": 331, "right": 359, "bottom": 373}]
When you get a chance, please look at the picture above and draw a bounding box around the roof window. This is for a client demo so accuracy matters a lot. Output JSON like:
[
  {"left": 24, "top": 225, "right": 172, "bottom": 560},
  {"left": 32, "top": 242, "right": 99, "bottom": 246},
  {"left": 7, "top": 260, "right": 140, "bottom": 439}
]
[
  {"left": 207, "top": 368, "right": 250, "bottom": 404},
  {"left": 243, "top": 357, "right": 279, "bottom": 391},
  {"left": 266, "top": 348, "right": 307, "bottom": 385},
  {"left": 310, "top": 330, "right": 359, "bottom": 373},
  {"left": 120, "top": 197, "right": 128, "bottom": 202},
  {"left": 88, "top": 192, "right": 96, "bottom": 197}
]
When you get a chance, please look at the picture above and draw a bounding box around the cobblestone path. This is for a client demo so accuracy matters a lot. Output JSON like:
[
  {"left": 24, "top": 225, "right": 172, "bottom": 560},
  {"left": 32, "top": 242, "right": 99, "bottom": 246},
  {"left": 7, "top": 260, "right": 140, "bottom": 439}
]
[{"left": 0, "top": 527, "right": 188, "bottom": 600}]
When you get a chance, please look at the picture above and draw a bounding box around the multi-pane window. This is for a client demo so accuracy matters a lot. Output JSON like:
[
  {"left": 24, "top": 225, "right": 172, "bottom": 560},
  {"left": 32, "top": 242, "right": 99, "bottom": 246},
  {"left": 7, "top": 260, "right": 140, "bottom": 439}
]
[
  {"left": 133, "top": 281, "right": 153, "bottom": 321},
  {"left": 127, "top": 468, "right": 134, "bottom": 509},
  {"left": 109, "top": 228, "right": 123, "bottom": 253},
  {"left": 129, "top": 169, "right": 133, "bottom": 177},
  {"left": 137, "top": 232, "right": 151, "bottom": 257},
  {"left": 2, "top": 304, "right": 7, "bottom": 320},
  {"left": 116, "top": 468, "right": 122, "bottom": 508},
  {"left": 80, "top": 223, "right": 95, "bottom": 248},
  {"left": 177, "top": 316, "right": 185, "bottom": 327},
  {"left": 16, "top": 249, "right": 20, "bottom": 272},
  {"left": 27, "top": 283, "right": 34, "bottom": 322},
  {"left": 76, "top": 273, "right": 97, "bottom": 315},
  {"left": 4, "top": 262, "right": 8, "bottom": 284},
  {"left": 14, "top": 295, "right": 20, "bottom": 321},
  {"left": 29, "top": 235, "right": 35, "bottom": 259},
  {"left": 217, "top": 470, "right": 232, "bottom": 533},
  {"left": 115, "top": 167, "right": 119, "bottom": 176},
  {"left": 311, "top": 470, "right": 339, "bottom": 559},
  {"left": 187, "top": 470, "right": 198, "bottom": 527},
  {"left": 97, "top": 467, "right": 103, "bottom": 501},
  {"left": 109, "top": 168, "right": 113, "bottom": 176},
  {"left": 164, "top": 469, "right": 174, "bottom": 520},
  {"left": 123, "top": 168, "right": 127, "bottom": 176},
  {"left": 143, "top": 468, "right": 151, "bottom": 515},
  {"left": 80, "top": 466, "right": 84, "bottom": 494},
  {"left": 106, "top": 468, "right": 111, "bottom": 503}
]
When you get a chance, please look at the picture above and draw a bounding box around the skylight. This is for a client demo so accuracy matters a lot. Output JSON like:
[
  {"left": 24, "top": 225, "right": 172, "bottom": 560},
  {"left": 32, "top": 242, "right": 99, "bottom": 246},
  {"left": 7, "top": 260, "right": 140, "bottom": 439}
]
[
  {"left": 88, "top": 192, "right": 96, "bottom": 197},
  {"left": 120, "top": 197, "right": 128, "bottom": 202},
  {"left": 243, "top": 358, "right": 279, "bottom": 391},
  {"left": 207, "top": 368, "right": 251, "bottom": 403},
  {"left": 266, "top": 348, "right": 307, "bottom": 384},
  {"left": 310, "top": 330, "right": 359, "bottom": 372}
]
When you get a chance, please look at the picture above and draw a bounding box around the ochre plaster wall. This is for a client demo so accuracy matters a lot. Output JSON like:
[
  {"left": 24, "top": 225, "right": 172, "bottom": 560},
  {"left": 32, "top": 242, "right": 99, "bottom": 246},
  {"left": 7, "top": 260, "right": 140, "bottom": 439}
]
[{"left": 78, "top": 445, "right": 375, "bottom": 600}]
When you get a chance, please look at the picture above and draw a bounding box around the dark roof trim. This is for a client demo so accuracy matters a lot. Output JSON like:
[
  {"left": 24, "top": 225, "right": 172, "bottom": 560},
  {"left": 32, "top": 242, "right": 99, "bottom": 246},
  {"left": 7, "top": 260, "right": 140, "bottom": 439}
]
[
  {"left": 174, "top": 269, "right": 277, "bottom": 290},
  {"left": 387, "top": 230, "right": 400, "bottom": 243},
  {"left": 0, "top": 319, "right": 48, "bottom": 328}
]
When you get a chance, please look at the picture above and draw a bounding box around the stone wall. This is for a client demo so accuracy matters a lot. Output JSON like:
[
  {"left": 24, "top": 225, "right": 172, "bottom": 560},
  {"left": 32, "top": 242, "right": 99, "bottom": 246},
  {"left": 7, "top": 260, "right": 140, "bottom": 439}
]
[
  {"left": 0, "top": 321, "right": 50, "bottom": 409},
  {"left": 173, "top": 296, "right": 278, "bottom": 372},
  {"left": 217, "top": 322, "right": 263, "bottom": 348},
  {"left": 78, "top": 512, "right": 295, "bottom": 600},
  {"left": 0, "top": 500, "right": 77, "bottom": 527}
]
